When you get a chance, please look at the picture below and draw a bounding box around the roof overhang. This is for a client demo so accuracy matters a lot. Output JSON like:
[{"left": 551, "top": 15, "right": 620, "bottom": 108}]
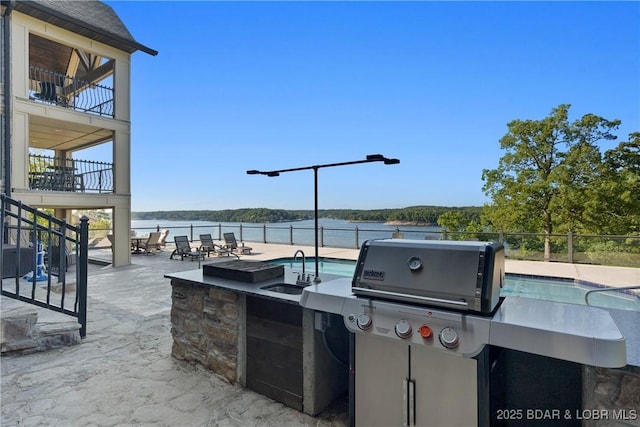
[{"left": 10, "top": 0, "right": 158, "bottom": 56}]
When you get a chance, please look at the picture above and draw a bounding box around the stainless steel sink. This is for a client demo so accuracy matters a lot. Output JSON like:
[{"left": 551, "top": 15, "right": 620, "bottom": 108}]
[{"left": 260, "top": 283, "right": 306, "bottom": 295}]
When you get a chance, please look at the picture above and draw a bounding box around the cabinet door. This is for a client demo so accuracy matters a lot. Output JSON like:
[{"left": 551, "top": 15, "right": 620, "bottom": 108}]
[
  {"left": 410, "top": 344, "right": 478, "bottom": 427},
  {"left": 355, "top": 334, "right": 408, "bottom": 427},
  {"left": 246, "top": 297, "right": 303, "bottom": 411}
]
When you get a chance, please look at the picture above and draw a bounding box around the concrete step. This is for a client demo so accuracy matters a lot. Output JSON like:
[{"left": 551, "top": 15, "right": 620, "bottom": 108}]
[
  {"left": 88, "top": 256, "right": 111, "bottom": 266},
  {"left": 1, "top": 298, "right": 81, "bottom": 355}
]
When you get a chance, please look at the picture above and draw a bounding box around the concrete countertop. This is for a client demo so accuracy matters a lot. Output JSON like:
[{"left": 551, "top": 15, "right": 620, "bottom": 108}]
[{"left": 165, "top": 267, "right": 346, "bottom": 305}]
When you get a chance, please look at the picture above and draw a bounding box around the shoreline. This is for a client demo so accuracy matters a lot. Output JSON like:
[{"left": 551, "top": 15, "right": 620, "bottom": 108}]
[
  {"left": 383, "top": 220, "right": 437, "bottom": 226},
  {"left": 346, "top": 220, "right": 437, "bottom": 227}
]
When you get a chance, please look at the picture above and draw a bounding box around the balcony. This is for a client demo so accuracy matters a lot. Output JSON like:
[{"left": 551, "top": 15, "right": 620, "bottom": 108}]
[
  {"left": 28, "top": 66, "right": 114, "bottom": 118},
  {"left": 28, "top": 154, "right": 113, "bottom": 194}
]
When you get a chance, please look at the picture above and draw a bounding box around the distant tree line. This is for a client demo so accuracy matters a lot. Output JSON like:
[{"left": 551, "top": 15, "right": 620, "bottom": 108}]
[{"left": 132, "top": 206, "right": 482, "bottom": 225}]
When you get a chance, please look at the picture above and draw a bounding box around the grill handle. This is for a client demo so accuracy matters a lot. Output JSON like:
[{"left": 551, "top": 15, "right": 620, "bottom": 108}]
[
  {"left": 353, "top": 287, "right": 469, "bottom": 308},
  {"left": 409, "top": 379, "right": 416, "bottom": 426}
]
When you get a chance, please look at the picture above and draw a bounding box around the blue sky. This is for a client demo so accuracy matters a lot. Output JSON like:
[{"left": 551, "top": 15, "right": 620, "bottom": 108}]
[{"left": 103, "top": 1, "right": 639, "bottom": 212}]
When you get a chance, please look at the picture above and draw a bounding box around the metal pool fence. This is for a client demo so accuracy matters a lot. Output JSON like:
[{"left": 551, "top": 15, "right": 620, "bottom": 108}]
[{"left": 111, "top": 223, "right": 640, "bottom": 268}]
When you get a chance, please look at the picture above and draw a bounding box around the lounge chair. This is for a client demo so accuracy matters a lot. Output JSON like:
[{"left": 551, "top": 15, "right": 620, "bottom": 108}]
[
  {"left": 199, "top": 234, "right": 238, "bottom": 258},
  {"left": 106, "top": 234, "right": 115, "bottom": 251},
  {"left": 158, "top": 229, "right": 170, "bottom": 248},
  {"left": 108, "top": 233, "right": 137, "bottom": 253},
  {"left": 139, "top": 232, "right": 162, "bottom": 254},
  {"left": 170, "top": 235, "right": 204, "bottom": 261},
  {"left": 223, "top": 232, "right": 252, "bottom": 254}
]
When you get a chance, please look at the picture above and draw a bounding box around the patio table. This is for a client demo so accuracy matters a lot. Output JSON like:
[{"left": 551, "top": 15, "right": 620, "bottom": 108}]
[{"left": 130, "top": 237, "right": 147, "bottom": 254}]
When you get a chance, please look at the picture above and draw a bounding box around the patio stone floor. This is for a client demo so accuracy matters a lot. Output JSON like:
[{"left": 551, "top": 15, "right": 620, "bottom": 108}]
[{"left": 1, "top": 241, "right": 638, "bottom": 426}]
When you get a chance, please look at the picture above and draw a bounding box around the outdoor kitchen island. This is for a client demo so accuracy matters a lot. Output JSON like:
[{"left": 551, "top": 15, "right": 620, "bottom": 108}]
[{"left": 165, "top": 260, "right": 349, "bottom": 417}]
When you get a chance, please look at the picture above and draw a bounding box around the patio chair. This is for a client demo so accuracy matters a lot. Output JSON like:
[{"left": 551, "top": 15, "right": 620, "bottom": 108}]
[
  {"left": 158, "top": 229, "right": 170, "bottom": 249},
  {"left": 36, "top": 81, "right": 58, "bottom": 102},
  {"left": 170, "top": 235, "right": 204, "bottom": 261},
  {"left": 223, "top": 232, "right": 252, "bottom": 254},
  {"left": 139, "top": 232, "right": 162, "bottom": 255},
  {"left": 199, "top": 234, "right": 238, "bottom": 258},
  {"left": 47, "top": 241, "right": 73, "bottom": 274}
]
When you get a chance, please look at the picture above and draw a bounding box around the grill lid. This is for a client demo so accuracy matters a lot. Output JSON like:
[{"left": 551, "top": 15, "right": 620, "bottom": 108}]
[{"left": 352, "top": 239, "right": 505, "bottom": 314}]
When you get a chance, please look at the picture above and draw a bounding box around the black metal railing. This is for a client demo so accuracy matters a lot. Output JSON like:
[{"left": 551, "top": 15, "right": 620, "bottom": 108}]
[
  {"left": 1, "top": 195, "right": 88, "bottom": 337},
  {"left": 29, "top": 66, "right": 114, "bottom": 118},
  {"left": 126, "top": 222, "right": 640, "bottom": 268},
  {"left": 29, "top": 154, "right": 113, "bottom": 193}
]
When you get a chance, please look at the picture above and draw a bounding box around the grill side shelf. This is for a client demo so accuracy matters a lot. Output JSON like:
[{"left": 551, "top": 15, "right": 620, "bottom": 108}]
[{"left": 489, "top": 297, "right": 626, "bottom": 368}]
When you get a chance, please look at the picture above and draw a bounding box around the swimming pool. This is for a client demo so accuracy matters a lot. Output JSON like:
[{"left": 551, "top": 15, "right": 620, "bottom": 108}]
[
  {"left": 270, "top": 257, "right": 359, "bottom": 278},
  {"left": 269, "top": 257, "right": 640, "bottom": 311},
  {"left": 501, "top": 275, "right": 640, "bottom": 311}
]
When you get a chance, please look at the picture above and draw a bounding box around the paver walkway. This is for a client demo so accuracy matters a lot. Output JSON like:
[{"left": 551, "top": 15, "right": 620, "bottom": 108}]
[{"left": 1, "top": 243, "right": 349, "bottom": 426}]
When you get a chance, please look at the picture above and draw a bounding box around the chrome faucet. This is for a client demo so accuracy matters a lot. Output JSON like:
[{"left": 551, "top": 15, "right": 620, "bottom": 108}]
[{"left": 293, "top": 249, "right": 310, "bottom": 285}]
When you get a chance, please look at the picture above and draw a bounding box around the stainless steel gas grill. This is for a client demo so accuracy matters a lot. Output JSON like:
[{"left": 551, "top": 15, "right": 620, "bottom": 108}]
[
  {"left": 347, "top": 240, "right": 504, "bottom": 427},
  {"left": 352, "top": 239, "right": 505, "bottom": 314},
  {"left": 299, "top": 238, "right": 627, "bottom": 427}
]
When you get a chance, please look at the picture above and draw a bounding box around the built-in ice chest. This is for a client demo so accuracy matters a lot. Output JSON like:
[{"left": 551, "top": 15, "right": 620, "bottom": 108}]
[{"left": 202, "top": 260, "right": 284, "bottom": 283}]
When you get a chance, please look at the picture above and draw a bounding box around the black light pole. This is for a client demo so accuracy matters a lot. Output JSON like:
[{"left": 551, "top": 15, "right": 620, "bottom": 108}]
[{"left": 247, "top": 154, "right": 400, "bottom": 283}]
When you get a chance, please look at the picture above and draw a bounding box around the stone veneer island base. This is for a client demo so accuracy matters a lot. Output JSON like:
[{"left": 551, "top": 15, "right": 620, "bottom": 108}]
[{"left": 168, "top": 272, "right": 348, "bottom": 417}]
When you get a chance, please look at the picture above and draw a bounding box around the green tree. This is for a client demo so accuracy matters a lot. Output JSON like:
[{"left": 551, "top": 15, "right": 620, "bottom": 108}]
[
  {"left": 584, "top": 132, "right": 640, "bottom": 234},
  {"left": 482, "top": 104, "right": 620, "bottom": 261},
  {"left": 437, "top": 210, "right": 483, "bottom": 240},
  {"left": 437, "top": 211, "right": 467, "bottom": 240}
]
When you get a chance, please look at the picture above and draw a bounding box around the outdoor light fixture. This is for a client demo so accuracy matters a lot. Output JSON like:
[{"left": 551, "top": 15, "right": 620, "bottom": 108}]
[{"left": 246, "top": 154, "right": 400, "bottom": 282}]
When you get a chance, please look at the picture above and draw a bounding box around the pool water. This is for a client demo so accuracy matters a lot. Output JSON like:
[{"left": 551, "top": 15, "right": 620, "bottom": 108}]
[
  {"left": 270, "top": 257, "right": 358, "bottom": 278},
  {"left": 269, "top": 257, "right": 640, "bottom": 311},
  {"left": 501, "top": 276, "right": 640, "bottom": 311}
]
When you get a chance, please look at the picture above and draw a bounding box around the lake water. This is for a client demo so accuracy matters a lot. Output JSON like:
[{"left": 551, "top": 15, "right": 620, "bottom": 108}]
[{"left": 131, "top": 218, "right": 443, "bottom": 249}]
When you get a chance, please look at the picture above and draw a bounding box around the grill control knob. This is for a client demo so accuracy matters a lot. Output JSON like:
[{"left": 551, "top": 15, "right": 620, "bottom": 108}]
[
  {"left": 395, "top": 319, "right": 413, "bottom": 339},
  {"left": 356, "top": 313, "right": 373, "bottom": 331},
  {"left": 439, "top": 327, "right": 460, "bottom": 349},
  {"left": 419, "top": 325, "right": 433, "bottom": 339}
]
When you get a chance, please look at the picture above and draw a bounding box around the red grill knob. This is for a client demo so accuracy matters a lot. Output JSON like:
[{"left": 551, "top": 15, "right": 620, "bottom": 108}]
[
  {"left": 419, "top": 325, "right": 433, "bottom": 339},
  {"left": 395, "top": 319, "right": 412, "bottom": 339},
  {"left": 356, "top": 313, "right": 373, "bottom": 331}
]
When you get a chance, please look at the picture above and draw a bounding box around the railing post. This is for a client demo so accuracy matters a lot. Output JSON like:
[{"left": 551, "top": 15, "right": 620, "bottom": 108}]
[
  {"left": 239, "top": 224, "right": 243, "bottom": 241},
  {"left": 355, "top": 226, "right": 359, "bottom": 249},
  {"left": 443, "top": 229, "right": 448, "bottom": 240},
  {"left": 190, "top": 224, "right": 194, "bottom": 242},
  {"left": 568, "top": 231, "right": 574, "bottom": 264},
  {"left": 499, "top": 230, "right": 504, "bottom": 243},
  {"left": 78, "top": 215, "right": 89, "bottom": 338},
  {"left": 263, "top": 224, "right": 267, "bottom": 243},
  {"left": 56, "top": 223, "right": 66, "bottom": 284},
  {"left": 290, "top": 225, "right": 293, "bottom": 245},
  {"left": 320, "top": 226, "right": 324, "bottom": 248}
]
